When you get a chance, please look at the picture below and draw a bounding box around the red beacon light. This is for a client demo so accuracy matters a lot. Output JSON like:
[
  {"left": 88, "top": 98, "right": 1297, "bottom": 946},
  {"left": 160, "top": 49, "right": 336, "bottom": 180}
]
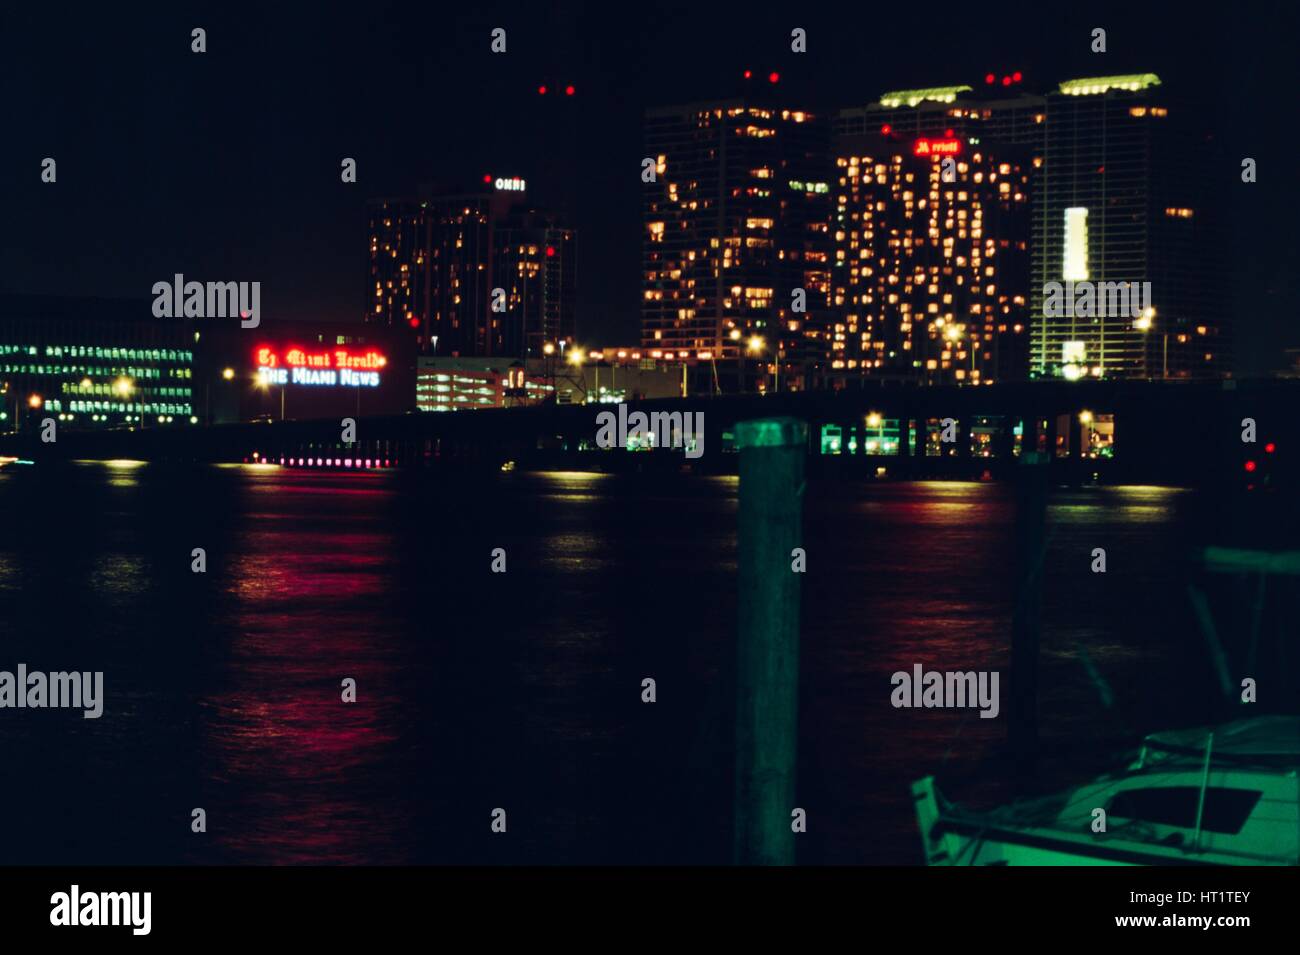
[
  {"left": 768, "top": 72, "right": 780, "bottom": 84},
  {"left": 1265, "top": 442, "right": 1276, "bottom": 454},
  {"left": 881, "top": 124, "right": 892, "bottom": 135},
  {"left": 743, "top": 69, "right": 752, "bottom": 79},
  {"left": 482, "top": 174, "right": 492, "bottom": 183},
  {"left": 1002, "top": 76, "right": 1012, "bottom": 87},
  {"left": 565, "top": 84, "right": 575, "bottom": 96},
  {"left": 538, "top": 85, "right": 547, "bottom": 95},
  {"left": 545, "top": 245, "right": 556, "bottom": 257},
  {"left": 1012, "top": 71, "right": 1023, "bottom": 82},
  {"left": 1244, "top": 460, "right": 1258, "bottom": 473},
  {"left": 985, "top": 73, "right": 995, "bottom": 85}
]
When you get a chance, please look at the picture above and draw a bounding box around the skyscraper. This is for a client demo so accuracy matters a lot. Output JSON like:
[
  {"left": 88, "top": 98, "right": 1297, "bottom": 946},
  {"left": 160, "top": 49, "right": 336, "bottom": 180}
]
[
  {"left": 829, "top": 81, "right": 1041, "bottom": 384},
  {"left": 836, "top": 77, "right": 1046, "bottom": 149},
  {"left": 1030, "top": 74, "right": 1228, "bottom": 380},
  {"left": 367, "top": 178, "right": 576, "bottom": 359},
  {"left": 642, "top": 90, "right": 833, "bottom": 390},
  {"left": 830, "top": 131, "right": 1032, "bottom": 384}
]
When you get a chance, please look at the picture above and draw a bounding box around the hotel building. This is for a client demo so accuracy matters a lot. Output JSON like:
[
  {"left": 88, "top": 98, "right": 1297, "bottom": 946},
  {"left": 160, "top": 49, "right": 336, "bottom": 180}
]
[
  {"left": 836, "top": 77, "right": 1046, "bottom": 148},
  {"left": 827, "top": 82, "right": 1044, "bottom": 385},
  {"left": 830, "top": 128, "right": 1033, "bottom": 385}
]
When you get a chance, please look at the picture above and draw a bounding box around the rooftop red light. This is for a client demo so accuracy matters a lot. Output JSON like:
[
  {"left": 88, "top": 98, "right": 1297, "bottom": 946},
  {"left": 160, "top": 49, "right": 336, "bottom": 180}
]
[
  {"left": 538, "top": 85, "right": 547, "bottom": 95},
  {"left": 768, "top": 71, "right": 779, "bottom": 84},
  {"left": 565, "top": 84, "right": 575, "bottom": 96},
  {"left": 545, "top": 245, "right": 555, "bottom": 257},
  {"left": 985, "top": 73, "right": 995, "bottom": 85},
  {"left": 1012, "top": 70, "right": 1023, "bottom": 82}
]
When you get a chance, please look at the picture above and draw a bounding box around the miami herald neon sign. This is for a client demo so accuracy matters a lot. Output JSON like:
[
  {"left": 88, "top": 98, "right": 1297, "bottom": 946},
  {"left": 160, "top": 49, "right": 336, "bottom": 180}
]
[{"left": 255, "top": 346, "right": 387, "bottom": 387}]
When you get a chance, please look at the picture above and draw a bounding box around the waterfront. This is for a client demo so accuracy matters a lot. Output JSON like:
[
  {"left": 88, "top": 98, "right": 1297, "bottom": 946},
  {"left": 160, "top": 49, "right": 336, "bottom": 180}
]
[{"left": 0, "top": 463, "right": 1284, "bottom": 864}]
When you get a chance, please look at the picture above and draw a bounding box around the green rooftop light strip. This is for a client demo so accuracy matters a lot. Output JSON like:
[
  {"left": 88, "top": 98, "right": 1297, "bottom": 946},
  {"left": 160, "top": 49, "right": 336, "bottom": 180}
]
[
  {"left": 879, "top": 85, "right": 973, "bottom": 108},
  {"left": 1058, "top": 73, "right": 1161, "bottom": 96}
]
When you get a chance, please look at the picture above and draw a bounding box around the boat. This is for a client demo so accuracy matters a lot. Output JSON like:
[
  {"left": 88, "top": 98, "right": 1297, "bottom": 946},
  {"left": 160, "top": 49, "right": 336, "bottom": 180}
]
[{"left": 913, "top": 716, "right": 1300, "bottom": 865}]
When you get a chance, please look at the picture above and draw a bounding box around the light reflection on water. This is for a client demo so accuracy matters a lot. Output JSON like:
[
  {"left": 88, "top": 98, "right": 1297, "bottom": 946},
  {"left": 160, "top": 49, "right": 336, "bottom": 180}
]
[{"left": 0, "top": 465, "right": 1239, "bottom": 864}]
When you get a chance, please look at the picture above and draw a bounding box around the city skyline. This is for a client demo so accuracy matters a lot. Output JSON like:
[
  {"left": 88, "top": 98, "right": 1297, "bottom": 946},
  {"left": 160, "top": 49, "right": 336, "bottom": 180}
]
[
  {"left": 3, "top": 3, "right": 1296, "bottom": 376},
  {"left": 4, "top": 5, "right": 1300, "bottom": 919}
]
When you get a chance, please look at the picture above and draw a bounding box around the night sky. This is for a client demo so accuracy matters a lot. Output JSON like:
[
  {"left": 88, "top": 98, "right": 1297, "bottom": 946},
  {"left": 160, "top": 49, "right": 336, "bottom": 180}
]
[{"left": 2, "top": 1, "right": 1296, "bottom": 373}]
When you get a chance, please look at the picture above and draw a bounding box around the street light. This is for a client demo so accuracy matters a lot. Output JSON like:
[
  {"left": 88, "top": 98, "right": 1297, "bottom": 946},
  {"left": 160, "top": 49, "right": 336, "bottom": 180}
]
[
  {"left": 1135, "top": 307, "right": 1165, "bottom": 378},
  {"left": 28, "top": 393, "right": 43, "bottom": 409},
  {"left": 222, "top": 367, "right": 235, "bottom": 381},
  {"left": 114, "top": 376, "right": 144, "bottom": 427},
  {"left": 1079, "top": 409, "right": 1095, "bottom": 458},
  {"left": 746, "top": 336, "right": 768, "bottom": 393},
  {"left": 253, "top": 372, "right": 285, "bottom": 421}
]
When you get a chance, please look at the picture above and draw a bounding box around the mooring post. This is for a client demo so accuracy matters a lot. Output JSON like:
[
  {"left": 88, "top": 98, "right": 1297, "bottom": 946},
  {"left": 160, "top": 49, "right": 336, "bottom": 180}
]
[
  {"left": 734, "top": 417, "right": 807, "bottom": 865},
  {"left": 1009, "top": 450, "right": 1049, "bottom": 776}
]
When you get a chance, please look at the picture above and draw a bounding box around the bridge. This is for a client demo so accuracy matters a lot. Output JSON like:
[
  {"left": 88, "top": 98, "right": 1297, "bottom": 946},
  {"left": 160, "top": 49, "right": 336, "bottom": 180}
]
[{"left": 2, "top": 378, "right": 1295, "bottom": 487}]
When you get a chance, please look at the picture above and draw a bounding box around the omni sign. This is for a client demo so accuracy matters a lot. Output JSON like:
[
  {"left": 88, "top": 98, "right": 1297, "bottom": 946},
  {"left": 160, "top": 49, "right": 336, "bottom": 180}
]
[
  {"left": 494, "top": 176, "right": 526, "bottom": 191},
  {"left": 255, "top": 346, "right": 387, "bottom": 387}
]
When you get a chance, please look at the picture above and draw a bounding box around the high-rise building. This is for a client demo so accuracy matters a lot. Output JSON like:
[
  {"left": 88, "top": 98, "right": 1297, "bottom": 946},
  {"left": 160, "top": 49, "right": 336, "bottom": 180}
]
[
  {"left": 367, "top": 178, "right": 576, "bottom": 360},
  {"left": 830, "top": 131, "right": 1032, "bottom": 384},
  {"left": 1030, "top": 74, "right": 1228, "bottom": 380},
  {"left": 366, "top": 198, "right": 431, "bottom": 335},
  {"left": 642, "top": 93, "right": 833, "bottom": 390},
  {"left": 836, "top": 78, "right": 1046, "bottom": 150}
]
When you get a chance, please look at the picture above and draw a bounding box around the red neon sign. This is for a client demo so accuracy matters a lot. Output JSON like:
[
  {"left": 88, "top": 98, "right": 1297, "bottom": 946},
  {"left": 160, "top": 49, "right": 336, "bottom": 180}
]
[
  {"left": 255, "top": 346, "right": 388, "bottom": 371},
  {"left": 913, "top": 138, "right": 962, "bottom": 157}
]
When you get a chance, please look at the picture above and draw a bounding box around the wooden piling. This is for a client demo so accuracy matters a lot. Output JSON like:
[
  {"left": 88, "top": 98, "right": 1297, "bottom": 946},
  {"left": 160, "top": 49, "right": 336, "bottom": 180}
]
[
  {"left": 734, "top": 417, "right": 807, "bottom": 865},
  {"left": 1009, "top": 450, "right": 1049, "bottom": 775}
]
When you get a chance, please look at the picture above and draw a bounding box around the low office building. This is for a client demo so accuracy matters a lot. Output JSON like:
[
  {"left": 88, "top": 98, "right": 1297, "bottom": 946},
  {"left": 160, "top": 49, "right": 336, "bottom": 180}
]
[{"left": 0, "top": 294, "right": 198, "bottom": 431}]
